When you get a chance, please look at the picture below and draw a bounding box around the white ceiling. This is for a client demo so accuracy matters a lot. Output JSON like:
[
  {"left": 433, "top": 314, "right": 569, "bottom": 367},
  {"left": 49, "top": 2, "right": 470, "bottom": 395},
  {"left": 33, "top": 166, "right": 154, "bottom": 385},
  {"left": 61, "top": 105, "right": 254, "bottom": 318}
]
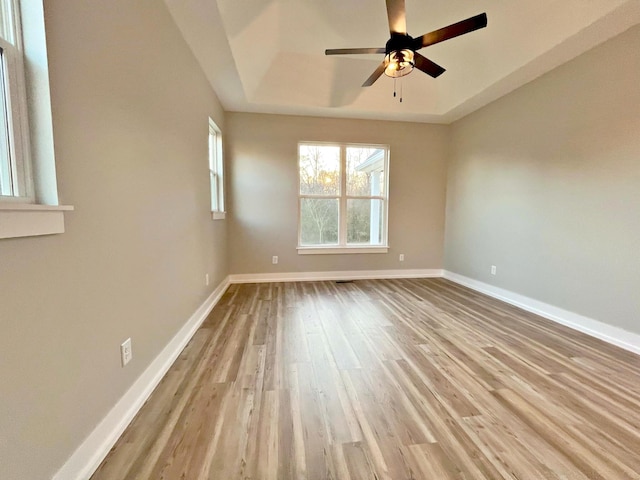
[{"left": 164, "top": 0, "right": 640, "bottom": 124}]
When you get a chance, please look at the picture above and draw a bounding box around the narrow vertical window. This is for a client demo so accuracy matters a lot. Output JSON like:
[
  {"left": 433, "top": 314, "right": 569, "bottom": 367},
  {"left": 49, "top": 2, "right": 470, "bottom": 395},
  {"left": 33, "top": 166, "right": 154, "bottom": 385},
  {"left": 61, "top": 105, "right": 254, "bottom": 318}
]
[
  {"left": 208, "top": 118, "right": 225, "bottom": 219},
  {"left": 0, "top": 0, "right": 31, "bottom": 200},
  {"left": 0, "top": 1, "right": 70, "bottom": 240}
]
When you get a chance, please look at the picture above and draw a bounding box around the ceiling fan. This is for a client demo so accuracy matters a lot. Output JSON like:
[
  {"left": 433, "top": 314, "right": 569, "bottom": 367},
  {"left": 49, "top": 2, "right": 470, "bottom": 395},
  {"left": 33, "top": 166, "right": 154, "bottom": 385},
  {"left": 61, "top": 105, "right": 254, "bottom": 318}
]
[{"left": 325, "top": 0, "right": 487, "bottom": 87}]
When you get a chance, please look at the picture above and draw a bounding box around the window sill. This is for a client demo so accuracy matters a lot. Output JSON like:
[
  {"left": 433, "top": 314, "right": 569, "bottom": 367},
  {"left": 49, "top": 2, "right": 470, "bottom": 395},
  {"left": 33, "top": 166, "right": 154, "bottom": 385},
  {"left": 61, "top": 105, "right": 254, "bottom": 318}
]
[
  {"left": 211, "top": 211, "right": 226, "bottom": 220},
  {"left": 297, "top": 246, "right": 389, "bottom": 255},
  {"left": 0, "top": 203, "right": 74, "bottom": 239}
]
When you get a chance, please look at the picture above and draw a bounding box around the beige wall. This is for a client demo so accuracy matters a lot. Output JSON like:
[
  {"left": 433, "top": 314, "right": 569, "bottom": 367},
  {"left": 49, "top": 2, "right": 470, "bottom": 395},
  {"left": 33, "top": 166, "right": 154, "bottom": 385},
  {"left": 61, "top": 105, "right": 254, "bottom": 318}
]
[
  {"left": 226, "top": 113, "right": 449, "bottom": 275},
  {"left": 445, "top": 26, "right": 640, "bottom": 334},
  {"left": 0, "top": 1, "right": 228, "bottom": 478},
  {"left": 2, "top": 3, "right": 637, "bottom": 478}
]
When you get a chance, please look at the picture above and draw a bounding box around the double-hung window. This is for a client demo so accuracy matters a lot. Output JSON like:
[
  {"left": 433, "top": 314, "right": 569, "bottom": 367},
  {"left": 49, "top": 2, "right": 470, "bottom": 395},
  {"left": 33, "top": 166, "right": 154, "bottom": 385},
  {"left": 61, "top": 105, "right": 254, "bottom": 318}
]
[
  {"left": 0, "top": 0, "right": 30, "bottom": 199},
  {"left": 298, "top": 143, "right": 389, "bottom": 254},
  {"left": 208, "top": 118, "right": 225, "bottom": 219},
  {"left": 0, "top": 1, "right": 72, "bottom": 239}
]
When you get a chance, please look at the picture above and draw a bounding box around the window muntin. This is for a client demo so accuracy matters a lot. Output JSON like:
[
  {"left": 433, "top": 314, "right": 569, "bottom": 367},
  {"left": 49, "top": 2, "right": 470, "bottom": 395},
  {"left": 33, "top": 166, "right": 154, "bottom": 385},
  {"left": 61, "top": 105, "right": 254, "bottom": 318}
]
[
  {"left": 298, "top": 143, "right": 389, "bottom": 250},
  {"left": 208, "top": 118, "right": 224, "bottom": 215}
]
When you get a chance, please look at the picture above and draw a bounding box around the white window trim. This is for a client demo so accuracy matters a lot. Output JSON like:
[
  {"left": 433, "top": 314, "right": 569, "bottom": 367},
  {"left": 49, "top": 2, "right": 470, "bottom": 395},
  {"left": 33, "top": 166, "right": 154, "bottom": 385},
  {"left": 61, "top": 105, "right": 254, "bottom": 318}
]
[
  {"left": 0, "top": 202, "right": 73, "bottom": 239},
  {"left": 0, "top": 1, "right": 73, "bottom": 239},
  {"left": 208, "top": 118, "right": 225, "bottom": 220},
  {"left": 297, "top": 246, "right": 388, "bottom": 255},
  {"left": 297, "top": 142, "right": 390, "bottom": 254}
]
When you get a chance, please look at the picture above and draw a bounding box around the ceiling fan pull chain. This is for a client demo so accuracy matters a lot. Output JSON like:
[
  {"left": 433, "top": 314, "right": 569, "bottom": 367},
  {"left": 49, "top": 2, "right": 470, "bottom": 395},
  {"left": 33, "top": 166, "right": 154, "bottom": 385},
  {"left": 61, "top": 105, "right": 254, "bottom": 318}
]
[
  {"left": 400, "top": 77, "right": 403, "bottom": 102},
  {"left": 393, "top": 78, "right": 397, "bottom": 98}
]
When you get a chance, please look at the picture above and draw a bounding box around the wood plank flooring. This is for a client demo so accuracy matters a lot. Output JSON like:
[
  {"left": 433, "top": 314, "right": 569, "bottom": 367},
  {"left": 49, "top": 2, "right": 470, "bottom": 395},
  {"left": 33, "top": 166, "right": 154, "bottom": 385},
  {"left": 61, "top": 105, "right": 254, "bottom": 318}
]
[{"left": 91, "top": 278, "right": 640, "bottom": 480}]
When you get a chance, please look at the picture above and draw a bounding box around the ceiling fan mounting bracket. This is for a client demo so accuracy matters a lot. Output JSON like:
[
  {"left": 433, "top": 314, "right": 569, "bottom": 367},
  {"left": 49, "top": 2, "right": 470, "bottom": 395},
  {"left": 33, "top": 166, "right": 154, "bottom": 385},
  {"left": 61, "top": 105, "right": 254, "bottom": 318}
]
[{"left": 386, "top": 33, "right": 414, "bottom": 55}]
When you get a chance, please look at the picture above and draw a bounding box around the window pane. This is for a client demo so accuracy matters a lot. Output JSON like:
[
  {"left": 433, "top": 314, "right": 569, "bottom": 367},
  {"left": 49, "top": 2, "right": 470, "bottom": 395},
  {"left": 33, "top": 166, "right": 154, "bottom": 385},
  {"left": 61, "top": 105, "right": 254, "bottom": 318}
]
[
  {"left": 299, "top": 145, "right": 340, "bottom": 195},
  {"left": 347, "top": 199, "right": 383, "bottom": 245},
  {"left": 300, "top": 198, "right": 339, "bottom": 245},
  {"left": 0, "top": 50, "right": 13, "bottom": 195},
  {"left": 210, "top": 171, "right": 218, "bottom": 210},
  {"left": 0, "top": 2, "right": 15, "bottom": 45},
  {"left": 346, "top": 147, "right": 385, "bottom": 197},
  {"left": 208, "top": 131, "right": 216, "bottom": 171}
]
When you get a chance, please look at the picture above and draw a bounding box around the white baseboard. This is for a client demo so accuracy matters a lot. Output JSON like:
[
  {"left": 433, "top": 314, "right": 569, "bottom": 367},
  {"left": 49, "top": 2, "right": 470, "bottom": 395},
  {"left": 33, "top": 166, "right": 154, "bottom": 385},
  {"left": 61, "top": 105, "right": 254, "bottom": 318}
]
[
  {"left": 444, "top": 270, "right": 640, "bottom": 356},
  {"left": 229, "top": 269, "right": 444, "bottom": 284},
  {"left": 53, "top": 276, "right": 231, "bottom": 480}
]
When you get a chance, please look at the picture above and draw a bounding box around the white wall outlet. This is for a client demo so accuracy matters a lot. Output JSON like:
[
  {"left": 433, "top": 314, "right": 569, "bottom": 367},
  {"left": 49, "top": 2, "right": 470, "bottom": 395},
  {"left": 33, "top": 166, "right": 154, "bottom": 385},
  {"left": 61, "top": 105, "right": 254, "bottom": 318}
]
[
  {"left": 120, "top": 338, "right": 132, "bottom": 367},
  {"left": 491, "top": 265, "right": 497, "bottom": 275},
  {"left": 399, "top": 254, "right": 405, "bottom": 262},
  {"left": 272, "top": 256, "right": 278, "bottom": 264},
  {"left": 205, "top": 273, "right": 209, "bottom": 286}
]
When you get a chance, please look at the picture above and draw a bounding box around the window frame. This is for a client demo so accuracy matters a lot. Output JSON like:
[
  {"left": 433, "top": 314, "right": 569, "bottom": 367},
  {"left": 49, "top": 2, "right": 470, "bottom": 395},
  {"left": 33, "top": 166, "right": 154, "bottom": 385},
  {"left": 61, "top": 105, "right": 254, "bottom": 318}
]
[
  {"left": 297, "top": 141, "right": 390, "bottom": 255},
  {"left": 208, "top": 118, "right": 225, "bottom": 220}
]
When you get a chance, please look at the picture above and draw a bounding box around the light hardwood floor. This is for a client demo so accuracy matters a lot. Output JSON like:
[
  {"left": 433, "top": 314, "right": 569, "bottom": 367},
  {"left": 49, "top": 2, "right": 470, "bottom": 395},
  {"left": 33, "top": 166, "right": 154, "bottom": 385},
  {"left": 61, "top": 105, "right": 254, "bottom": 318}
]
[{"left": 91, "top": 278, "right": 640, "bottom": 480}]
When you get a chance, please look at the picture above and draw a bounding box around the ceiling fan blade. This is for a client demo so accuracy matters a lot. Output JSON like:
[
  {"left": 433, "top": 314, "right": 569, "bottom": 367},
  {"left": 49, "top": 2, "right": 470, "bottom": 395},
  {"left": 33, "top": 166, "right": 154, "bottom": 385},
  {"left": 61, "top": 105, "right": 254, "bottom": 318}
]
[
  {"left": 414, "top": 53, "right": 446, "bottom": 78},
  {"left": 325, "top": 48, "right": 386, "bottom": 55},
  {"left": 362, "top": 61, "right": 386, "bottom": 87},
  {"left": 413, "top": 13, "right": 487, "bottom": 50},
  {"left": 386, "top": 0, "right": 407, "bottom": 34}
]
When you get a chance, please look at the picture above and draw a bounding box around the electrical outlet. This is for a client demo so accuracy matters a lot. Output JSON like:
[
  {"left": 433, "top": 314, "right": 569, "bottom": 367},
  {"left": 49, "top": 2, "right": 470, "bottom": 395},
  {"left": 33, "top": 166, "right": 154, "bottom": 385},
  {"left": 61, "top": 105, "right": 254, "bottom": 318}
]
[
  {"left": 120, "top": 338, "right": 132, "bottom": 367},
  {"left": 205, "top": 274, "right": 209, "bottom": 286},
  {"left": 272, "top": 256, "right": 278, "bottom": 264},
  {"left": 120, "top": 338, "right": 132, "bottom": 366},
  {"left": 399, "top": 254, "right": 405, "bottom": 262},
  {"left": 491, "top": 265, "right": 497, "bottom": 275}
]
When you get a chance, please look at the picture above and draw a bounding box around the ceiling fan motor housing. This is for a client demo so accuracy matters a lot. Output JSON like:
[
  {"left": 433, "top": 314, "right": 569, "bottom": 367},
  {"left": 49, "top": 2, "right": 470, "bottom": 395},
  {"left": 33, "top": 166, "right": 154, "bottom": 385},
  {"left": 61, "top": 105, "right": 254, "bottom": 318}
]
[{"left": 384, "top": 34, "right": 416, "bottom": 77}]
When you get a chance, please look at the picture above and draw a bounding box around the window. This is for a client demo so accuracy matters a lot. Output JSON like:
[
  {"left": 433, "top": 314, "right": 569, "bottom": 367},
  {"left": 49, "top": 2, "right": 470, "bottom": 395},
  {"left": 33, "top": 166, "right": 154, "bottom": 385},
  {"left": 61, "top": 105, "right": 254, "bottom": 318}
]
[
  {"left": 0, "top": 0, "right": 30, "bottom": 199},
  {"left": 0, "top": 1, "right": 72, "bottom": 239},
  {"left": 208, "top": 118, "right": 225, "bottom": 219},
  {"left": 298, "top": 143, "right": 389, "bottom": 254}
]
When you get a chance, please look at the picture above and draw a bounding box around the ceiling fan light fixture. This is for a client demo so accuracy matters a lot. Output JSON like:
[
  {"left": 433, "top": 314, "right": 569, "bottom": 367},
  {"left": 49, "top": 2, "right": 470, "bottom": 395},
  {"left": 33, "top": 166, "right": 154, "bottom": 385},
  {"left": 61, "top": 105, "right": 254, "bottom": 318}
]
[{"left": 384, "top": 49, "right": 414, "bottom": 78}]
